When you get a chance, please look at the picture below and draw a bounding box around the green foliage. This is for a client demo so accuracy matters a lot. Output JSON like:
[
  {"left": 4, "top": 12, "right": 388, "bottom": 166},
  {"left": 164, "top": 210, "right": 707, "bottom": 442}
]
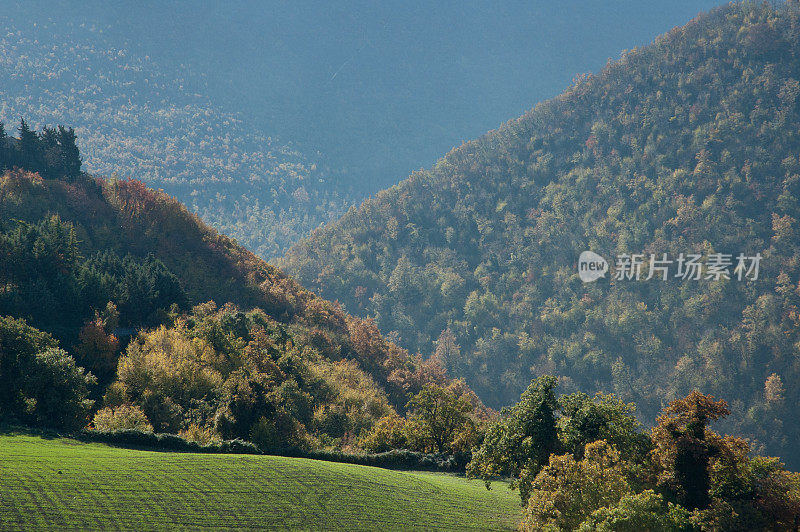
[
  {"left": 576, "top": 490, "right": 693, "bottom": 532},
  {"left": 358, "top": 380, "right": 485, "bottom": 456},
  {"left": 468, "top": 377, "right": 647, "bottom": 505},
  {"left": 522, "top": 441, "right": 633, "bottom": 532},
  {"left": 0, "top": 120, "right": 82, "bottom": 180},
  {"left": 82, "top": 250, "right": 186, "bottom": 326},
  {"left": 485, "top": 380, "right": 800, "bottom": 531},
  {"left": 0, "top": 165, "right": 438, "bottom": 413},
  {"left": 467, "top": 376, "right": 559, "bottom": 501},
  {"left": 702, "top": 438, "right": 800, "bottom": 530},
  {"left": 78, "top": 429, "right": 259, "bottom": 455},
  {"left": 558, "top": 392, "right": 651, "bottom": 463},
  {"left": 0, "top": 213, "right": 187, "bottom": 346},
  {"left": 111, "top": 304, "right": 400, "bottom": 452},
  {"left": 359, "top": 414, "right": 409, "bottom": 453},
  {"left": 0, "top": 316, "right": 95, "bottom": 430},
  {"left": 404, "top": 382, "right": 476, "bottom": 454},
  {"left": 280, "top": 1, "right": 800, "bottom": 466},
  {"left": 0, "top": 159, "right": 456, "bottom": 447}
]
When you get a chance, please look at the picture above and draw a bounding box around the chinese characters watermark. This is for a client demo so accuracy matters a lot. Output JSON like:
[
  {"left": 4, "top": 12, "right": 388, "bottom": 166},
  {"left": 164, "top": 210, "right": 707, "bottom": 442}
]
[{"left": 579, "top": 251, "right": 761, "bottom": 283}]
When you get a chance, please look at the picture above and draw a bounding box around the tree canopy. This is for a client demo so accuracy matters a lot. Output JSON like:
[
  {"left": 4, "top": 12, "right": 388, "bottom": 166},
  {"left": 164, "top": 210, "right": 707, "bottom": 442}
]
[{"left": 469, "top": 377, "right": 800, "bottom": 531}]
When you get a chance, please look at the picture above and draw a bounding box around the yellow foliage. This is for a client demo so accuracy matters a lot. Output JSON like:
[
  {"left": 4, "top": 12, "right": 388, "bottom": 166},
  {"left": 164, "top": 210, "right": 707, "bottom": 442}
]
[
  {"left": 522, "top": 441, "right": 632, "bottom": 532},
  {"left": 117, "top": 326, "right": 223, "bottom": 401},
  {"left": 179, "top": 423, "right": 222, "bottom": 445},
  {"left": 93, "top": 405, "right": 153, "bottom": 432}
]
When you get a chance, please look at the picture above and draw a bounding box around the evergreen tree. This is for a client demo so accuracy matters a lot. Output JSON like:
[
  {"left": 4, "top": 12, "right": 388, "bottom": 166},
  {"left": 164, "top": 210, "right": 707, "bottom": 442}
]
[
  {"left": 39, "top": 126, "right": 60, "bottom": 177},
  {"left": 17, "top": 118, "right": 41, "bottom": 173},
  {"left": 0, "top": 121, "right": 7, "bottom": 170},
  {"left": 57, "top": 125, "right": 81, "bottom": 177}
]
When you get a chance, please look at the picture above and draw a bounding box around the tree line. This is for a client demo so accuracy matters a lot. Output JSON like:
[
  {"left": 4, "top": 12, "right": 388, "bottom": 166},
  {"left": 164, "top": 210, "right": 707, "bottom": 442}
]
[
  {"left": 0, "top": 119, "right": 82, "bottom": 180},
  {"left": 465, "top": 377, "right": 800, "bottom": 530}
]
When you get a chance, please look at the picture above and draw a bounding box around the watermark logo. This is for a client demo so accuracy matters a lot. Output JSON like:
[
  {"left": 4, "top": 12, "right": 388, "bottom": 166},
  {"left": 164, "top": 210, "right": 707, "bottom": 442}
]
[
  {"left": 578, "top": 251, "right": 762, "bottom": 283},
  {"left": 578, "top": 251, "right": 609, "bottom": 283}
]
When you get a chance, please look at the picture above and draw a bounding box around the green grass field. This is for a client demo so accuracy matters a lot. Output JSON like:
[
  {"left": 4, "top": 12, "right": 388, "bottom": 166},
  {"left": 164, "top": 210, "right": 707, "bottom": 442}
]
[{"left": 0, "top": 434, "right": 521, "bottom": 531}]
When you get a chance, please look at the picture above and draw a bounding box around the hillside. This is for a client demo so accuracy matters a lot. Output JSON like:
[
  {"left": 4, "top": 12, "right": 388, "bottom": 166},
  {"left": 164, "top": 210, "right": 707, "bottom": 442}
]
[
  {"left": 0, "top": 433, "right": 521, "bottom": 530},
  {"left": 281, "top": 2, "right": 800, "bottom": 466},
  {"left": 0, "top": 15, "right": 354, "bottom": 259},
  {"left": 0, "top": 146, "right": 459, "bottom": 451}
]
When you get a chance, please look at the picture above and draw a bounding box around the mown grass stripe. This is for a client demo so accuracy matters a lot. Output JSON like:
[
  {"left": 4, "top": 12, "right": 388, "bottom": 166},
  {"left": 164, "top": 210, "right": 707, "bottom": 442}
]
[{"left": 0, "top": 435, "right": 521, "bottom": 530}]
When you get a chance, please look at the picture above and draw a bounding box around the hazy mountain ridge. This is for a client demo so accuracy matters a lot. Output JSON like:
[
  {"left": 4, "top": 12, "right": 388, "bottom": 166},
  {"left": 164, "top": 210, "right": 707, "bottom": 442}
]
[{"left": 0, "top": 17, "right": 354, "bottom": 259}]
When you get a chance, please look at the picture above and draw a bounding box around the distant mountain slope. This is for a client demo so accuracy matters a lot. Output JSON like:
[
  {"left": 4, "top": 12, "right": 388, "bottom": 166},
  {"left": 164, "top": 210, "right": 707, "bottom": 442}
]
[
  {"left": 281, "top": 2, "right": 800, "bottom": 464},
  {"left": 0, "top": 17, "right": 353, "bottom": 258}
]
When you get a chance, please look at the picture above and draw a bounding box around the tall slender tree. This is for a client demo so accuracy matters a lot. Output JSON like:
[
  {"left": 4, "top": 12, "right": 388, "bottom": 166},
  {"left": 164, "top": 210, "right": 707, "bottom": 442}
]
[
  {"left": 57, "top": 126, "right": 81, "bottom": 177},
  {"left": 0, "top": 121, "right": 7, "bottom": 170},
  {"left": 17, "top": 118, "right": 41, "bottom": 173}
]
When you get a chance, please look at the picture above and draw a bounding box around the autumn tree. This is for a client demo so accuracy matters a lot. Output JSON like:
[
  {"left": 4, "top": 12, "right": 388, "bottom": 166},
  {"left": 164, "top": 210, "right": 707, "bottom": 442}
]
[
  {"left": 115, "top": 325, "right": 223, "bottom": 432},
  {"left": 359, "top": 413, "right": 408, "bottom": 453},
  {"left": 74, "top": 302, "right": 121, "bottom": 383},
  {"left": 651, "top": 391, "right": 730, "bottom": 511},
  {"left": 93, "top": 404, "right": 153, "bottom": 432},
  {"left": 764, "top": 373, "right": 786, "bottom": 405}
]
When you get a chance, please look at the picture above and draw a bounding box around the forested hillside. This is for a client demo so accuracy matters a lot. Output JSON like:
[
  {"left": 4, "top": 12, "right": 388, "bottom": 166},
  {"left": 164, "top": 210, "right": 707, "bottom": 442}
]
[
  {"left": 0, "top": 17, "right": 353, "bottom": 259},
  {"left": 0, "top": 127, "right": 459, "bottom": 451},
  {"left": 282, "top": 2, "right": 800, "bottom": 466}
]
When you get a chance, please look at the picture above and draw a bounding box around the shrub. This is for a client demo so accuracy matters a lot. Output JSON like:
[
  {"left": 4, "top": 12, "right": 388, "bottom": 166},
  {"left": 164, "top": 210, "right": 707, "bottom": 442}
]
[
  {"left": 79, "top": 428, "right": 260, "bottom": 455},
  {"left": 92, "top": 405, "right": 153, "bottom": 432},
  {"left": 179, "top": 423, "right": 222, "bottom": 445}
]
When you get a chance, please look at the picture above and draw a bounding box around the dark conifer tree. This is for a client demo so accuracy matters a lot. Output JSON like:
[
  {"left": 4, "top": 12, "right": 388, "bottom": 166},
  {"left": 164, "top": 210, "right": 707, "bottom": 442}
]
[
  {"left": 0, "top": 121, "right": 7, "bottom": 170},
  {"left": 17, "top": 119, "right": 42, "bottom": 174},
  {"left": 57, "top": 126, "right": 81, "bottom": 177},
  {"left": 39, "top": 126, "right": 60, "bottom": 177}
]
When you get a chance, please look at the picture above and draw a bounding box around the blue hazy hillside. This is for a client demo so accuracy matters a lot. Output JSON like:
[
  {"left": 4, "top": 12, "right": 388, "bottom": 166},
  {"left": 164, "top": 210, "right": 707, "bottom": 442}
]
[{"left": 2, "top": 1, "right": 724, "bottom": 256}]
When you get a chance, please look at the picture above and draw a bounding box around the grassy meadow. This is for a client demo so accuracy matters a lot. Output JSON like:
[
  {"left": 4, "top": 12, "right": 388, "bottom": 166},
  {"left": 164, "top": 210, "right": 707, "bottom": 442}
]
[{"left": 0, "top": 433, "right": 521, "bottom": 530}]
